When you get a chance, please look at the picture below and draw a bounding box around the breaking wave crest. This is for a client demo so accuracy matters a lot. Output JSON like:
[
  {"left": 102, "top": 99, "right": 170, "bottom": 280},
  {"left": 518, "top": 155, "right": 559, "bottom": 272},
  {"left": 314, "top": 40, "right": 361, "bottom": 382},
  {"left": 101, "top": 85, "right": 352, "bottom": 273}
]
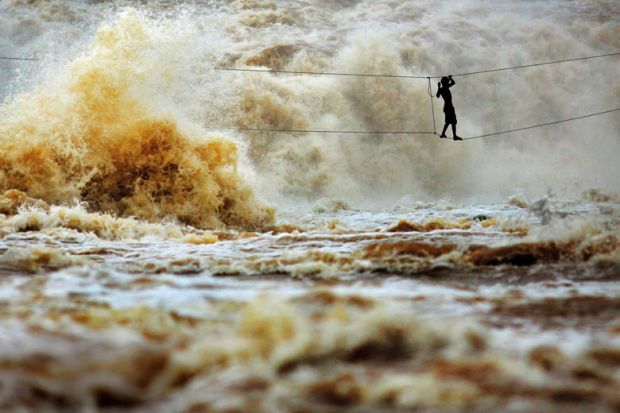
[{"left": 0, "top": 11, "right": 273, "bottom": 230}]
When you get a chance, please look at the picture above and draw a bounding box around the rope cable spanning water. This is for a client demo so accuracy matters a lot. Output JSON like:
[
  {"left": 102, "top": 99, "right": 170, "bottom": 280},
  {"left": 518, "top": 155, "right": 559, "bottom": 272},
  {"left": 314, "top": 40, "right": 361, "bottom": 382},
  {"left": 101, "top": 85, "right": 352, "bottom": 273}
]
[
  {"left": 435, "top": 51, "right": 620, "bottom": 78},
  {"left": 205, "top": 108, "right": 619, "bottom": 137},
  {"left": 463, "top": 108, "right": 620, "bottom": 140},
  {"left": 207, "top": 51, "right": 620, "bottom": 79},
  {"left": 205, "top": 127, "right": 437, "bottom": 135},
  {"left": 1, "top": 51, "right": 618, "bottom": 139},
  {"left": 0, "top": 56, "right": 40, "bottom": 61},
  {"left": 2, "top": 51, "right": 618, "bottom": 78}
]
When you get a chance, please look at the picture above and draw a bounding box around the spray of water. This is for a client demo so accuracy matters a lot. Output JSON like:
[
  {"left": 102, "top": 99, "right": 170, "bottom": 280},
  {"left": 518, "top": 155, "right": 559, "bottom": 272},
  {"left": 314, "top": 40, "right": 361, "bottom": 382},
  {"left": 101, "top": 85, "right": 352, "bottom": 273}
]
[{"left": 0, "top": 0, "right": 618, "bottom": 223}]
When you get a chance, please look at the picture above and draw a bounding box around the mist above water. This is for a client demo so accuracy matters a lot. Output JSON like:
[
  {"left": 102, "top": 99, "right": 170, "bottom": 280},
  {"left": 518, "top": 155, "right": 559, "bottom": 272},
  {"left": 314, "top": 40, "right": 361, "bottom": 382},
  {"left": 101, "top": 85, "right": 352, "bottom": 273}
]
[{"left": 0, "top": 0, "right": 619, "bottom": 217}]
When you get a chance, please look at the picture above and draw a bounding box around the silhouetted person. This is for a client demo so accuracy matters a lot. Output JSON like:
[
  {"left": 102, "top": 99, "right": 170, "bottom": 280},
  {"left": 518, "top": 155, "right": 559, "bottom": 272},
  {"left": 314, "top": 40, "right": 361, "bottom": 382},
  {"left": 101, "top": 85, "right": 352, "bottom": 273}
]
[{"left": 436, "top": 75, "right": 462, "bottom": 141}]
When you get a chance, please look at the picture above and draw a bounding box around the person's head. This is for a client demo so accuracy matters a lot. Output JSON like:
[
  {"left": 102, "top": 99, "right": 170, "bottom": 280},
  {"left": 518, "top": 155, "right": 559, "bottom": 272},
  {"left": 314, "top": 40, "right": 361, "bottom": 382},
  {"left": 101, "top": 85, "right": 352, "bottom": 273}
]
[{"left": 441, "top": 76, "right": 450, "bottom": 86}]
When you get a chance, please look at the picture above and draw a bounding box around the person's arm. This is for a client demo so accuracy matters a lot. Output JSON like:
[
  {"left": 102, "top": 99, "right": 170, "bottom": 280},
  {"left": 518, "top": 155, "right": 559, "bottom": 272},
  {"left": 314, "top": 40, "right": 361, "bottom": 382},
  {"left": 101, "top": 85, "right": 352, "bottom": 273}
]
[
  {"left": 447, "top": 75, "right": 455, "bottom": 88},
  {"left": 436, "top": 82, "right": 441, "bottom": 98}
]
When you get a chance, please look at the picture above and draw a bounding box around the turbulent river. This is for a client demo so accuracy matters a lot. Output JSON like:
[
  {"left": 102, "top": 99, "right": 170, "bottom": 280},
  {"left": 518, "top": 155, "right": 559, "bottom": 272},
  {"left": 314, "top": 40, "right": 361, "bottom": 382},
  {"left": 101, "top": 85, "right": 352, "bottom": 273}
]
[{"left": 0, "top": 1, "right": 619, "bottom": 412}]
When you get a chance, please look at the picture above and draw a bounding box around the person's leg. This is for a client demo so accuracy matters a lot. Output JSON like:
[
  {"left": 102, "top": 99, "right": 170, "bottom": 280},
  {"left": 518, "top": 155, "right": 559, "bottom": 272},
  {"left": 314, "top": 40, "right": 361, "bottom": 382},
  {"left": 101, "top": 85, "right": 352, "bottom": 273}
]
[
  {"left": 452, "top": 123, "right": 462, "bottom": 141},
  {"left": 440, "top": 123, "right": 449, "bottom": 138}
]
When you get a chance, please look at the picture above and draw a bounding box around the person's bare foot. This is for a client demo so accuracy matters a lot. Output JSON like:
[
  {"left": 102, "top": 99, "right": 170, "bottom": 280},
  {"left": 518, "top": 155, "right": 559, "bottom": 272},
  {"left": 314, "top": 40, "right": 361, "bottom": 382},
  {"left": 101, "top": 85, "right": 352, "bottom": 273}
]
[{"left": 453, "top": 136, "right": 462, "bottom": 141}]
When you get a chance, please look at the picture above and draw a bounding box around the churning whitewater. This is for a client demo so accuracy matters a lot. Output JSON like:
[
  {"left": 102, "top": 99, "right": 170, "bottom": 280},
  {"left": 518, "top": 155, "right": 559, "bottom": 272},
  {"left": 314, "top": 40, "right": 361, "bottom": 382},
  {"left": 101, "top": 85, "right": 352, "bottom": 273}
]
[{"left": 0, "top": 1, "right": 619, "bottom": 412}]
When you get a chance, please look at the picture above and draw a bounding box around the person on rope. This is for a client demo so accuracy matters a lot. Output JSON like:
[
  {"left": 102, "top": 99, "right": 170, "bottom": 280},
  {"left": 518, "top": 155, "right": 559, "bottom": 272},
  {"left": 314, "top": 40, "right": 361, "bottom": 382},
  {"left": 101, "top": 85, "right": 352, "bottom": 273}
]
[{"left": 436, "top": 75, "right": 462, "bottom": 141}]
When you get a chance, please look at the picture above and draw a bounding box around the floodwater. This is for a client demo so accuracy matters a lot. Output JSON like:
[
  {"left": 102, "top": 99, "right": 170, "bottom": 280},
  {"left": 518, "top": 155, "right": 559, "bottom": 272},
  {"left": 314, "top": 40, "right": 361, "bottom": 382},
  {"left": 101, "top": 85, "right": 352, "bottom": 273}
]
[{"left": 0, "top": 1, "right": 619, "bottom": 412}]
